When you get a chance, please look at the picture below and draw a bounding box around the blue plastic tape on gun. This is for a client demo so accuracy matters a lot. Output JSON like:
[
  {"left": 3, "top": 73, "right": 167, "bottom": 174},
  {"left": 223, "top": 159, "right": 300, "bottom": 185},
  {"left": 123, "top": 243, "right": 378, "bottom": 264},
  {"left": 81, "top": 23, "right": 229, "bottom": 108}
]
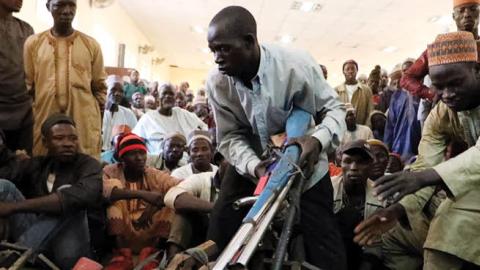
[{"left": 243, "top": 108, "right": 311, "bottom": 222}]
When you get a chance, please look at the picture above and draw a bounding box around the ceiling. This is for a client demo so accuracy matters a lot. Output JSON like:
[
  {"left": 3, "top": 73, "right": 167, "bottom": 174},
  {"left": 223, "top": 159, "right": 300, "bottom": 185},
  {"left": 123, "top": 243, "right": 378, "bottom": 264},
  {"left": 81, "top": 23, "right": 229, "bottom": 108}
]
[{"left": 117, "top": 0, "right": 455, "bottom": 85}]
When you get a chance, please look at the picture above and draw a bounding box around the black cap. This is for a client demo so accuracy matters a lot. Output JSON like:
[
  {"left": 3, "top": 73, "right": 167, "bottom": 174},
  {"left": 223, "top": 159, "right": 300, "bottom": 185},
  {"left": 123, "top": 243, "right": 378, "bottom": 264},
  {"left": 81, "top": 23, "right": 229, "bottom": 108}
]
[
  {"left": 41, "top": 113, "right": 76, "bottom": 137},
  {"left": 342, "top": 139, "right": 375, "bottom": 161}
]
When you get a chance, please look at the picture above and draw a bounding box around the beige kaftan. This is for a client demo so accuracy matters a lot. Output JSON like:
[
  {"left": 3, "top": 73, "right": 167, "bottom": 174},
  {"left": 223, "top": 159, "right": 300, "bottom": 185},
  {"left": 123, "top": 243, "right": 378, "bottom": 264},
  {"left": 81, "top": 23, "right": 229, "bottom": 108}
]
[{"left": 24, "top": 30, "right": 106, "bottom": 159}]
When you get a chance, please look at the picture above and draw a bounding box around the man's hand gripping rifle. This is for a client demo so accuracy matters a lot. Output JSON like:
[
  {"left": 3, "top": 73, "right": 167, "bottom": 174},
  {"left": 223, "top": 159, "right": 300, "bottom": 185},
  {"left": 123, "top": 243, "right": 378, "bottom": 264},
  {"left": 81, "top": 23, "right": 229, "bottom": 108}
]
[{"left": 213, "top": 108, "right": 313, "bottom": 270}]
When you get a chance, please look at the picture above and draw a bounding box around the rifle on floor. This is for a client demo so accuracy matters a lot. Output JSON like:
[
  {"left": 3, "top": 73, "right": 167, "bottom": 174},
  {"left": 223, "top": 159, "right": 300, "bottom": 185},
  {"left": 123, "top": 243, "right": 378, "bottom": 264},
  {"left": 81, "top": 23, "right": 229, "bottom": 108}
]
[{"left": 212, "top": 108, "right": 312, "bottom": 270}]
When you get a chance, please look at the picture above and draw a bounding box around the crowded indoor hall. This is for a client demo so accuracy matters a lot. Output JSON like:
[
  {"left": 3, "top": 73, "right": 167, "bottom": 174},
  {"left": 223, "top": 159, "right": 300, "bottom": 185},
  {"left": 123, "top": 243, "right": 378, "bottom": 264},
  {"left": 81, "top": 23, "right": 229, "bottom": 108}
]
[{"left": 0, "top": 0, "right": 479, "bottom": 269}]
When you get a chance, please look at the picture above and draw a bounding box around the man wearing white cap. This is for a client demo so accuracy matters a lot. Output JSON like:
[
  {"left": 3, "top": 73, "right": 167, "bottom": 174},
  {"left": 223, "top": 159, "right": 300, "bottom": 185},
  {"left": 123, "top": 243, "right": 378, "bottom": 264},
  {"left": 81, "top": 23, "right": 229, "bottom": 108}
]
[
  {"left": 341, "top": 104, "right": 374, "bottom": 147},
  {"left": 171, "top": 130, "right": 218, "bottom": 180},
  {"left": 102, "top": 75, "right": 137, "bottom": 151}
]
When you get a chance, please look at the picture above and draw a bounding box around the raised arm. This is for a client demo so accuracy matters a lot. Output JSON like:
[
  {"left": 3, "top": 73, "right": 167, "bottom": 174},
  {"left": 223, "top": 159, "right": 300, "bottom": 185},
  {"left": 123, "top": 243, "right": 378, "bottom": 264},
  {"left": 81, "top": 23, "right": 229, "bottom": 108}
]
[{"left": 399, "top": 50, "right": 435, "bottom": 101}]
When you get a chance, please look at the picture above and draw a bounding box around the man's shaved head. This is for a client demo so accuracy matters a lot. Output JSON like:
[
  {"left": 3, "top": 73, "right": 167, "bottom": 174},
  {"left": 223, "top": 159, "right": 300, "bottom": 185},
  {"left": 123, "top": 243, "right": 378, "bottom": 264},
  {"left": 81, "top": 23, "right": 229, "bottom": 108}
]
[
  {"left": 209, "top": 6, "right": 257, "bottom": 38},
  {"left": 207, "top": 6, "right": 261, "bottom": 80}
]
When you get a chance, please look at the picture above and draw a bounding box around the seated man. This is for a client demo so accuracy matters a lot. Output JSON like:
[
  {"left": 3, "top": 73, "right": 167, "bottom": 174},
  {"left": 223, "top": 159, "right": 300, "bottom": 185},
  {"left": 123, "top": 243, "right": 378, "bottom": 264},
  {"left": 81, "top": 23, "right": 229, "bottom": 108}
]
[
  {"left": 147, "top": 133, "right": 187, "bottom": 174},
  {"left": 367, "top": 139, "right": 390, "bottom": 181},
  {"left": 164, "top": 154, "right": 227, "bottom": 260},
  {"left": 175, "top": 91, "right": 187, "bottom": 109},
  {"left": 171, "top": 130, "right": 218, "bottom": 180},
  {"left": 368, "top": 111, "right": 387, "bottom": 141},
  {"left": 133, "top": 83, "right": 207, "bottom": 154},
  {"left": 192, "top": 95, "right": 210, "bottom": 124},
  {"left": 332, "top": 140, "right": 384, "bottom": 270},
  {"left": 386, "top": 153, "right": 404, "bottom": 174},
  {"left": 144, "top": 95, "right": 158, "bottom": 111},
  {"left": 102, "top": 75, "right": 137, "bottom": 151},
  {"left": 0, "top": 114, "right": 102, "bottom": 269},
  {"left": 101, "top": 124, "right": 132, "bottom": 165},
  {"left": 103, "top": 133, "right": 179, "bottom": 270},
  {"left": 130, "top": 92, "right": 146, "bottom": 120},
  {"left": 341, "top": 104, "right": 374, "bottom": 147}
]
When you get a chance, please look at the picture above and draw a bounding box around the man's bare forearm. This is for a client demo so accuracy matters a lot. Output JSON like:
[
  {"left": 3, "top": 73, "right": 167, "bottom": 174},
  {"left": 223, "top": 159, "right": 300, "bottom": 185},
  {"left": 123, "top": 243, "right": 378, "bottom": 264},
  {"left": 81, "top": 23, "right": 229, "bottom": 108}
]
[
  {"left": 12, "top": 193, "right": 62, "bottom": 214},
  {"left": 110, "top": 188, "right": 164, "bottom": 207},
  {"left": 173, "top": 193, "right": 214, "bottom": 213},
  {"left": 110, "top": 187, "right": 141, "bottom": 201}
]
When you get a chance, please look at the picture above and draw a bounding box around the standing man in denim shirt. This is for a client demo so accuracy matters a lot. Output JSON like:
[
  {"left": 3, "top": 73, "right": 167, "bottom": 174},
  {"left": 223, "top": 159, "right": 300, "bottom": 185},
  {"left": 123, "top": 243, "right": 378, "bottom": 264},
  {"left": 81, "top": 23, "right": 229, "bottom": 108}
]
[{"left": 206, "top": 6, "right": 347, "bottom": 269}]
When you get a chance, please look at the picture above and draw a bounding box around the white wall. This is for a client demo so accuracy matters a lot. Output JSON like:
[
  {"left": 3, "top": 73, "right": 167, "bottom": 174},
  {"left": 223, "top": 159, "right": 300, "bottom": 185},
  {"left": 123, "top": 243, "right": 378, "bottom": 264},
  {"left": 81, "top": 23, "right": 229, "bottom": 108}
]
[{"left": 16, "top": 0, "right": 170, "bottom": 82}]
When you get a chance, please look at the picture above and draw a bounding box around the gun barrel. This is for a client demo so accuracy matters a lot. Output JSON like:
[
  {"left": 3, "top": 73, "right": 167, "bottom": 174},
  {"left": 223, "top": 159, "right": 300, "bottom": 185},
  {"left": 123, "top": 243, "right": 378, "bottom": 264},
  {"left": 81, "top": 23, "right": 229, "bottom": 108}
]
[
  {"left": 234, "top": 177, "right": 295, "bottom": 266},
  {"left": 213, "top": 193, "right": 279, "bottom": 270},
  {"left": 232, "top": 196, "right": 258, "bottom": 210},
  {"left": 212, "top": 109, "right": 311, "bottom": 270},
  {"left": 213, "top": 223, "right": 254, "bottom": 270}
]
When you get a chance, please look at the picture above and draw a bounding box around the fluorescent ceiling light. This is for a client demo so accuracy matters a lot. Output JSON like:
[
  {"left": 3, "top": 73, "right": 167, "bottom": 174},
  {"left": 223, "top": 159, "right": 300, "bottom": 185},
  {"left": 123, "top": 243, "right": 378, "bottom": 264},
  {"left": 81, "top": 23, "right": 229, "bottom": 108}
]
[
  {"left": 291, "top": 1, "right": 322, "bottom": 12},
  {"left": 192, "top": 25, "right": 205, "bottom": 34},
  {"left": 300, "top": 2, "right": 315, "bottom": 12},
  {"left": 382, "top": 46, "right": 398, "bottom": 53},
  {"left": 428, "top": 15, "right": 441, "bottom": 23},
  {"left": 204, "top": 61, "right": 214, "bottom": 66},
  {"left": 278, "top": 35, "right": 295, "bottom": 44},
  {"left": 201, "top": 48, "right": 210, "bottom": 54}
]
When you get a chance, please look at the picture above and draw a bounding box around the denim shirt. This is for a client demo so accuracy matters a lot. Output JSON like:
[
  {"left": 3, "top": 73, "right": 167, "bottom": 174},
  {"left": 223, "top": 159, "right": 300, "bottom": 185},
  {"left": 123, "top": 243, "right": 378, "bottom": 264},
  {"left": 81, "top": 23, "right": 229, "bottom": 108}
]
[{"left": 207, "top": 44, "right": 346, "bottom": 190}]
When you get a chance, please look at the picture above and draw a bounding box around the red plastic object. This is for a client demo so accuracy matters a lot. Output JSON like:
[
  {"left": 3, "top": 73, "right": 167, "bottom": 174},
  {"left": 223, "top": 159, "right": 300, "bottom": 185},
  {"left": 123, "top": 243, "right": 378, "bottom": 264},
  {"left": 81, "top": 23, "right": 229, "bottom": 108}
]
[
  {"left": 104, "top": 248, "right": 134, "bottom": 270},
  {"left": 138, "top": 247, "right": 159, "bottom": 270},
  {"left": 72, "top": 257, "right": 103, "bottom": 270},
  {"left": 254, "top": 174, "right": 270, "bottom": 196}
]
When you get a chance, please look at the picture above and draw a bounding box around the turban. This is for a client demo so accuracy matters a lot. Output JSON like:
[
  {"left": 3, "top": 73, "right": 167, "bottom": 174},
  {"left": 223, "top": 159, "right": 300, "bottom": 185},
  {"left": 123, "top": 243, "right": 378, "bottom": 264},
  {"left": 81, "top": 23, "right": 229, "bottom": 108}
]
[
  {"left": 454, "top": 0, "right": 480, "bottom": 8},
  {"left": 427, "top": 31, "right": 478, "bottom": 67},
  {"left": 115, "top": 133, "right": 147, "bottom": 159},
  {"left": 187, "top": 130, "right": 212, "bottom": 147},
  {"left": 41, "top": 114, "right": 76, "bottom": 137}
]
